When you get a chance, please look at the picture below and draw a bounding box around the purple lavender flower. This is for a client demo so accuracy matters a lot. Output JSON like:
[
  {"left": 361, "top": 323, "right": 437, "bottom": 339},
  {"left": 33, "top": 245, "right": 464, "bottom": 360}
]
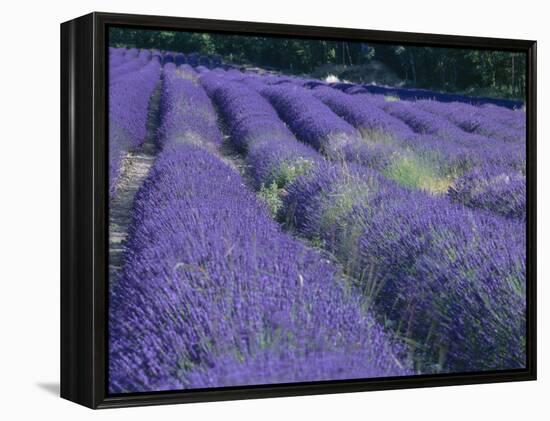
[
  {"left": 183, "top": 343, "right": 408, "bottom": 388},
  {"left": 416, "top": 99, "right": 525, "bottom": 143},
  {"left": 260, "top": 84, "right": 361, "bottom": 154},
  {"left": 357, "top": 189, "right": 526, "bottom": 372},
  {"left": 108, "top": 55, "right": 527, "bottom": 389},
  {"left": 312, "top": 85, "right": 414, "bottom": 141},
  {"left": 109, "top": 143, "right": 411, "bottom": 393},
  {"left": 282, "top": 159, "right": 526, "bottom": 373},
  {"left": 110, "top": 50, "right": 153, "bottom": 84},
  {"left": 159, "top": 64, "right": 222, "bottom": 148},
  {"left": 200, "top": 73, "right": 321, "bottom": 188},
  {"left": 108, "top": 58, "right": 161, "bottom": 197},
  {"left": 334, "top": 80, "right": 523, "bottom": 110},
  {"left": 448, "top": 164, "right": 526, "bottom": 219}
]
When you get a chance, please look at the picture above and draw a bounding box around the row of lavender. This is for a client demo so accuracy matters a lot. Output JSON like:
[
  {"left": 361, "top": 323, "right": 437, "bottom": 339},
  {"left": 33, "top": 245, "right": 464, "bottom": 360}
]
[
  {"left": 210, "top": 67, "right": 526, "bottom": 221},
  {"left": 198, "top": 69, "right": 526, "bottom": 373},
  {"left": 327, "top": 81, "right": 523, "bottom": 110},
  {"left": 110, "top": 46, "right": 227, "bottom": 72},
  {"left": 109, "top": 64, "right": 410, "bottom": 393},
  {"left": 311, "top": 84, "right": 525, "bottom": 219},
  {"left": 108, "top": 48, "right": 161, "bottom": 197},
  {"left": 107, "top": 49, "right": 239, "bottom": 198},
  {"left": 108, "top": 50, "right": 525, "bottom": 209}
]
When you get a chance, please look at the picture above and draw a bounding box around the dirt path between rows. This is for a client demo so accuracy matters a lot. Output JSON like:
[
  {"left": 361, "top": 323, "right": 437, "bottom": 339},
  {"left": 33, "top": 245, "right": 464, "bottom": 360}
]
[{"left": 109, "top": 84, "right": 162, "bottom": 286}]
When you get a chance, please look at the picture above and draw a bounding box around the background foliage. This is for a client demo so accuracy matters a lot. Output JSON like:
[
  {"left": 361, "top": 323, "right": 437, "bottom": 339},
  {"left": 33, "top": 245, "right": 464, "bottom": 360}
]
[{"left": 110, "top": 27, "right": 526, "bottom": 100}]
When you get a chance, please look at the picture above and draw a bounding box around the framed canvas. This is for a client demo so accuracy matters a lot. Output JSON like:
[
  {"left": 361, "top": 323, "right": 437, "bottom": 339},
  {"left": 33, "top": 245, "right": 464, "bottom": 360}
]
[{"left": 60, "top": 11, "right": 537, "bottom": 409}]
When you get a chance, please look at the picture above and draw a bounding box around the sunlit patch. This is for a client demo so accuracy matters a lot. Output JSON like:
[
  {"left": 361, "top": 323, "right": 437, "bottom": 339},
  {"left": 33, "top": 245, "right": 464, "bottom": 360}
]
[
  {"left": 384, "top": 95, "right": 400, "bottom": 102},
  {"left": 358, "top": 128, "right": 399, "bottom": 145},
  {"left": 384, "top": 155, "right": 453, "bottom": 194},
  {"left": 270, "top": 157, "right": 315, "bottom": 188}
]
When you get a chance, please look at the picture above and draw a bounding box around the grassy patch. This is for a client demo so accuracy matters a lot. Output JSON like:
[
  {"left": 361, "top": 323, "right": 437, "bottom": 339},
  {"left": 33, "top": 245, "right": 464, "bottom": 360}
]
[
  {"left": 384, "top": 155, "right": 452, "bottom": 194},
  {"left": 317, "top": 179, "right": 373, "bottom": 271},
  {"left": 271, "top": 158, "right": 315, "bottom": 188},
  {"left": 358, "top": 128, "right": 398, "bottom": 146},
  {"left": 353, "top": 129, "right": 456, "bottom": 195},
  {"left": 259, "top": 182, "right": 283, "bottom": 216},
  {"left": 319, "top": 173, "right": 373, "bottom": 229}
]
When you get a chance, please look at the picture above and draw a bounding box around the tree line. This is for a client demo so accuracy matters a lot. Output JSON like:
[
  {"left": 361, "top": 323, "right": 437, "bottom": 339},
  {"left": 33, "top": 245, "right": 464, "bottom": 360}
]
[{"left": 110, "top": 27, "right": 526, "bottom": 100}]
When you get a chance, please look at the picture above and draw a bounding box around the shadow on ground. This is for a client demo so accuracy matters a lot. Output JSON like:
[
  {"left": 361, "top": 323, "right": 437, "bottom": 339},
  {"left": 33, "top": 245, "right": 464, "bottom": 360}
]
[{"left": 37, "top": 382, "right": 60, "bottom": 396}]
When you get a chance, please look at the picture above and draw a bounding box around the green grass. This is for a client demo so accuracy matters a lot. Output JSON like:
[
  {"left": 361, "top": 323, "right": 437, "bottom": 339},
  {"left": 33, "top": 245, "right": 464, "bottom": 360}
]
[
  {"left": 317, "top": 178, "right": 373, "bottom": 272},
  {"left": 356, "top": 128, "right": 460, "bottom": 195},
  {"left": 319, "top": 178, "right": 372, "bottom": 231},
  {"left": 258, "top": 182, "right": 283, "bottom": 216},
  {"left": 271, "top": 157, "right": 314, "bottom": 188},
  {"left": 358, "top": 128, "right": 399, "bottom": 146},
  {"left": 257, "top": 158, "right": 315, "bottom": 219},
  {"left": 384, "top": 155, "right": 452, "bottom": 194}
]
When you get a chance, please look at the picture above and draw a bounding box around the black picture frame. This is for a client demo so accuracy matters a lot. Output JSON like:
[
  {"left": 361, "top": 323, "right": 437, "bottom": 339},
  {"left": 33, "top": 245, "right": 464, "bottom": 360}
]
[{"left": 60, "top": 11, "right": 537, "bottom": 409}]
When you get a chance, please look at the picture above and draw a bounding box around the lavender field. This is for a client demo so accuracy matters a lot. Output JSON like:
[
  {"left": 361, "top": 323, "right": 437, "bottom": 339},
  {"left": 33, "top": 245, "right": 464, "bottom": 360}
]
[{"left": 108, "top": 46, "right": 526, "bottom": 394}]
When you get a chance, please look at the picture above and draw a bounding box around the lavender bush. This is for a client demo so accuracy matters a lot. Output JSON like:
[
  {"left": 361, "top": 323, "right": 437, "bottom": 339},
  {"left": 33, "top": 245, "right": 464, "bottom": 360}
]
[
  {"left": 110, "top": 49, "right": 153, "bottom": 83},
  {"left": 201, "top": 72, "right": 321, "bottom": 189},
  {"left": 108, "top": 56, "right": 161, "bottom": 197},
  {"left": 282, "top": 162, "right": 526, "bottom": 372},
  {"left": 260, "top": 84, "right": 361, "bottom": 154},
  {"left": 109, "top": 144, "right": 411, "bottom": 392},
  {"left": 448, "top": 164, "right": 526, "bottom": 219},
  {"left": 159, "top": 63, "right": 222, "bottom": 148},
  {"left": 415, "top": 99, "right": 525, "bottom": 143}
]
